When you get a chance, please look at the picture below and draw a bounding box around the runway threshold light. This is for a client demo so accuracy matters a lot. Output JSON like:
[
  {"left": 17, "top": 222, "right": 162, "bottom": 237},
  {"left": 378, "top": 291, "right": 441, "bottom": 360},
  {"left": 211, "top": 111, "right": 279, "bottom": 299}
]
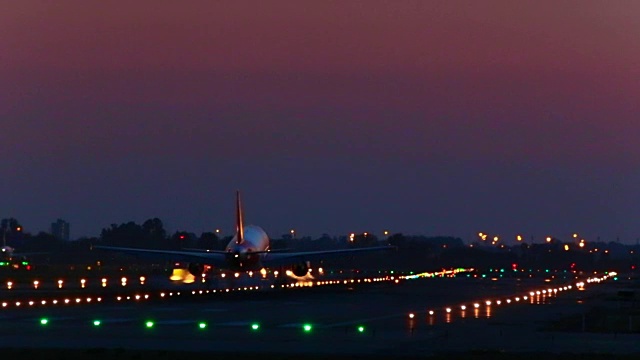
[
  {"left": 251, "top": 323, "right": 260, "bottom": 331},
  {"left": 198, "top": 322, "right": 207, "bottom": 329},
  {"left": 93, "top": 320, "right": 101, "bottom": 327},
  {"left": 145, "top": 321, "right": 154, "bottom": 328},
  {"left": 303, "top": 324, "right": 312, "bottom": 332},
  {"left": 40, "top": 318, "right": 48, "bottom": 325},
  {"left": 357, "top": 325, "right": 365, "bottom": 333}
]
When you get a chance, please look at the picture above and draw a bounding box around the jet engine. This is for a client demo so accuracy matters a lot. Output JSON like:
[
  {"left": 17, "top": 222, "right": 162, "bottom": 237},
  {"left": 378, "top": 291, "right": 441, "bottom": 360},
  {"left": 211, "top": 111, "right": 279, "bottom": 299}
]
[
  {"left": 291, "top": 262, "right": 310, "bottom": 277},
  {"left": 188, "top": 263, "right": 204, "bottom": 277}
]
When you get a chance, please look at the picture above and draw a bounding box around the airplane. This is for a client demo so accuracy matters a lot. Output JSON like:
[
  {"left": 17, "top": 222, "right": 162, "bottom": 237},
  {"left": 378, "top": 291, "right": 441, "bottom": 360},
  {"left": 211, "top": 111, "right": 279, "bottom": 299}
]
[
  {"left": 95, "top": 191, "right": 395, "bottom": 277},
  {"left": 0, "top": 246, "right": 40, "bottom": 268},
  {"left": 0, "top": 246, "right": 43, "bottom": 259}
]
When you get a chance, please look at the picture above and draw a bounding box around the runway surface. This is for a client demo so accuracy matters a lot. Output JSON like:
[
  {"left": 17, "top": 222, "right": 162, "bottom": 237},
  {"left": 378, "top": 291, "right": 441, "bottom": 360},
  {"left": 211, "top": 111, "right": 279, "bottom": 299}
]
[{"left": 0, "top": 273, "right": 634, "bottom": 356}]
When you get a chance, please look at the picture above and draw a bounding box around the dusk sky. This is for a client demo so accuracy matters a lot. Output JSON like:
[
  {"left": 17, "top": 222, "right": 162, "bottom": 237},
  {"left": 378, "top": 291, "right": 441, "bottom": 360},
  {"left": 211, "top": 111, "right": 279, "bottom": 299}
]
[{"left": 1, "top": 1, "right": 639, "bottom": 242}]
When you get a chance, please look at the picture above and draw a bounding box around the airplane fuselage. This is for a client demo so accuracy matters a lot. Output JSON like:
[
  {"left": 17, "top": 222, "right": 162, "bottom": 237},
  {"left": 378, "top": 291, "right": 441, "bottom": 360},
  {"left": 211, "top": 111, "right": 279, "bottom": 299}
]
[
  {"left": 224, "top": 225, "right": 269, "bottom": 270},
  {"left": 1, "top": 246, "right": 14, "bottom": 261}
]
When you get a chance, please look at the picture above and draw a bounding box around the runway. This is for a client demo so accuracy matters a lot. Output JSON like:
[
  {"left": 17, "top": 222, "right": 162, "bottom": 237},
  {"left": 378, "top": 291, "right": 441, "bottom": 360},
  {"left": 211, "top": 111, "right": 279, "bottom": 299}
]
[{"left": 0, "top": 272, "right": 631, "bottom": 356}]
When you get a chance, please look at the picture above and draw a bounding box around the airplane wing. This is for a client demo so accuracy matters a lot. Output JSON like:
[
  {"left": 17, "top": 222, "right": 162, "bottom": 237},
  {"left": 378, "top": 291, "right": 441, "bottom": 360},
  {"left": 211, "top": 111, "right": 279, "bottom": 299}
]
[
  {"left": 93, "top": 246, "right": 229, "bottom": 267},
  {"left": 182, "top": 247, "right": 291, "bottom": 254},
  {"left": 12, "top": 252, "right": 49, "bottom": 257},
  {"left": 261, "top": 245, "right": 396, "bottom": 267}
]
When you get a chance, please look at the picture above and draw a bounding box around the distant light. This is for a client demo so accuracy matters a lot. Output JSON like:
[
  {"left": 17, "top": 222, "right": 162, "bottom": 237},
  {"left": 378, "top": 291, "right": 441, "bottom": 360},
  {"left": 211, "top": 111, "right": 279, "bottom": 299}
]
[
  {"left": 408, "top": 313, "right": 415, "bottom": 319},
  {"left": 564, "top": 245, "right": 570, "bottom": 251}
]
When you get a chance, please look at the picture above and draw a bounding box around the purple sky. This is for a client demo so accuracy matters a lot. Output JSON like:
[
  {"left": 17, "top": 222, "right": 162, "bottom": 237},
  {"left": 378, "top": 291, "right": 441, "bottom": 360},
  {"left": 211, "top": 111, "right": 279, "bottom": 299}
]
[{"left": 1, "top": 1, "right": 639, "bottom": 242}]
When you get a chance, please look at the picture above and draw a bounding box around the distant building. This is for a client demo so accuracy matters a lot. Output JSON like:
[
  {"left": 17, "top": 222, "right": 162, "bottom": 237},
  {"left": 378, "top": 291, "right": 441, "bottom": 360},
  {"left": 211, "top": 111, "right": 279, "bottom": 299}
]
[{"left": 51, "top": 219, "right": 70, "bottom": 241}]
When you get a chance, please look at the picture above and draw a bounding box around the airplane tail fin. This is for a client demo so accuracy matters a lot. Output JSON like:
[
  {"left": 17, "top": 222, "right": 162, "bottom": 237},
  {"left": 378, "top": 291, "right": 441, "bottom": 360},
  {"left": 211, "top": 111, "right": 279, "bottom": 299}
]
[{"left": 235, "top": 190, "right": 244, "bottom": 244}]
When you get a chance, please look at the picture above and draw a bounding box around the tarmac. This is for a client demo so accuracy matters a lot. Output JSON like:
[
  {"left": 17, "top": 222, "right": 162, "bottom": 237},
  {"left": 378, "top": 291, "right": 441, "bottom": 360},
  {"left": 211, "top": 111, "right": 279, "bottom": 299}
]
[{"left": 0, "top": 275, "right": 637, "bottom": 356}]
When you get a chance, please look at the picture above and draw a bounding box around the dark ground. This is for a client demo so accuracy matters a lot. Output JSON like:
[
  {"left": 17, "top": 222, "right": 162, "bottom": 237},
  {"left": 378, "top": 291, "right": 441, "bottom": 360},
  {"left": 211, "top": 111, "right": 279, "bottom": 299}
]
[{"left": 1, "top": 348, "right": 640, "bottom": 360}]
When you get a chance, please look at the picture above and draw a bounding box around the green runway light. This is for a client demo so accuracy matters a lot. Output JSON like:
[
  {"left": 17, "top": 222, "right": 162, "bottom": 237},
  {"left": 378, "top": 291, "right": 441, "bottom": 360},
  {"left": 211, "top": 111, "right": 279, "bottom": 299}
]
[
  {"left": 251, "top": 323, "right": 260, "bottom": 331},
  {"left": 93, "top": 320, "right": 101, "bottom": 326},
  {"left": 302, "top": 324, "right": 312, "bottom": 332},
  {"left": 357, "top": 326, "right": 365, "bottom": 333},
  {"left": 145, "top": 321, "right": 154, "bottom": 328},
  {"left": 198, "top": 322, "right": 207, "bottom": 329},
  {"left": 40, "top": 318, "right": 48, "bottom": 325}
]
